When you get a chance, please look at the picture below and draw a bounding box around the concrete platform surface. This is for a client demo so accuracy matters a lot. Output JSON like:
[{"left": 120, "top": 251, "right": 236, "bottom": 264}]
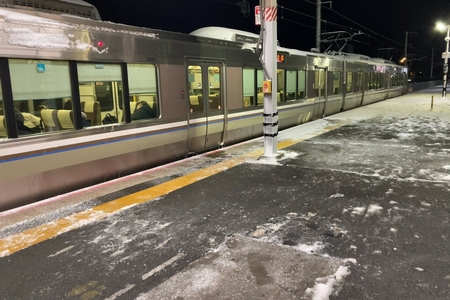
[{"left": 1, "top": 87, "right": 450, "bottom": 300}]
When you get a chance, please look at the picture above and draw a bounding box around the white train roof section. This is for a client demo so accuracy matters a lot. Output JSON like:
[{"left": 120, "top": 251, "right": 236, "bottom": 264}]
[
  {"left": 191, "top": 26, "right": 266, "bottom": 44},
  {"left": 0, "top": 0, "right": 101, "bottom": 20},
  {"left": 59, "top": 0, "right": 94, "bottom": 6}
]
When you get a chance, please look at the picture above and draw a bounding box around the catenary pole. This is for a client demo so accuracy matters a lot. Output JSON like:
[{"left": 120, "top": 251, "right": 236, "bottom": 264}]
[
  {"left": 261, "top": 0, "right": 278, "bottom": 157},
  {"left": 431, "top": 47, "right": 434, "bottom": 77},
  {"left": 404, "top": 31, "right": 408, "bottom": 69},
  {"left": 316, "top": 0, "right": 321, "bottom": 51}
]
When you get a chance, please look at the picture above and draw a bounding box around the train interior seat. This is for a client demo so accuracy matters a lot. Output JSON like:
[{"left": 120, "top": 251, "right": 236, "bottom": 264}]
[
  {"left": 80, "top": 101, "right": 101, "bottom": 126},
  {"left": 257, "top": 92, "right": 282, "bottom": 105},
  {"left": 40, "top": 109, "right": 74, "bottom": 131},
  {"left": 257, "top": 93, "right": 263, "bottom": 105},
  {"left": 0, "top": 116, "right": 6, "bottom": 137},
  {"left": 243, "top": 96, "right": 252, "bottom": 107},
  {"left": 137, "top": 95, "right": 156, "bottom": 110},
  {"left": 57, "top": 110, "right": 74, "bottom": 130},
  {"left": 189, "top": 95, "right": 203, "bottom": 112},
  {"left": 209, "top": 95, "right": 220, "bottom": 109},
  {"left": 40, "top": 109, "right": 58, "bottom": 131},
  {"left": 130, "top": 101, "right": 137, "bottom": 113}
]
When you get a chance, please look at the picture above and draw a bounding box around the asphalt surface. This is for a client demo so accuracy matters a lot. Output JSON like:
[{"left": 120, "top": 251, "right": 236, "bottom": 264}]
[{"left": 1, "top": 87, "right": 450, "bottom": 300}]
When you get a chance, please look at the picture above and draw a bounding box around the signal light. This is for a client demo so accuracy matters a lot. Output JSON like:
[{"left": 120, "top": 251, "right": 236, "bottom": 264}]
[{"left": 97, "top": 41, "right": 104, "bottom": 47}]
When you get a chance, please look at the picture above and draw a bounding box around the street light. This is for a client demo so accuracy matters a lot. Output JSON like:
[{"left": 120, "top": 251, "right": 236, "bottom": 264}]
[{"left": 437, "top": 21, "right": 450, "bottom": 98}]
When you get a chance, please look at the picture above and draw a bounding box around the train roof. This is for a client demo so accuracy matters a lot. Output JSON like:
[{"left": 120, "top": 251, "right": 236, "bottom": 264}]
[
  {"left": 0, "top": 6, "right": 404, "bottom": 70},
  {"left": 191, "top": 27, "right": 381, "bottom": 64},
  {"left": 0, "top": 0, "right": 101, "bottom": 20}
]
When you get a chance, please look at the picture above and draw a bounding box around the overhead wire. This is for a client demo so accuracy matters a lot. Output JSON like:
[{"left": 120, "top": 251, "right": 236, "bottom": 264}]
[
  {"left": 282, "top": 1, "right": 424, "bottom": 58},
  {"left": 217, "top": 0, "right": 427, "bottom": 59},
  {"left": 302, "top": 0, "right": 403, "bottom": 48}
]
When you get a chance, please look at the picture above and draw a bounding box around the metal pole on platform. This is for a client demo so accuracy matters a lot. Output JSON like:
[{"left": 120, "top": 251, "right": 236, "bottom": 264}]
[
  {"left": 442, "top": 26, "right": 449, "bottom": 98},
  {"left": 261, "top": 0, "right": 278, "bottom": 157}
]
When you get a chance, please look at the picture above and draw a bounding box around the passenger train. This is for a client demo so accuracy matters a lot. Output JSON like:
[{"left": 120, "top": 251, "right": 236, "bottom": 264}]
[{"left": 0, "top": 0, "right": 407, "bottom": 210}]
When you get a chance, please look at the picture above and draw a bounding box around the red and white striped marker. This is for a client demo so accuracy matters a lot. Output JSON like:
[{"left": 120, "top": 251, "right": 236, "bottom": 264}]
[{"left": 263, "top": 6, "right": 277, "bottom": 22}]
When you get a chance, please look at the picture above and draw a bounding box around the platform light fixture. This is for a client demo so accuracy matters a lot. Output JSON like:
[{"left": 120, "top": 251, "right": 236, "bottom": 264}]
[{"left": 436, "top": 21, "right": 450, "bottom": 98}]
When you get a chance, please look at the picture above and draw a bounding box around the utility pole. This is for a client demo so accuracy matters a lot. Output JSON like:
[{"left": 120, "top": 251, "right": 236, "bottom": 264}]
[
  {"left": 404, "top": 31, "right": 408, "bottom": 68},
  {"left": 260, "top": 0, "right": 278, "bottom": 157},
  {"left": 316, "top": 0, "right": 332, "bottom": 52},
  {"left": 431, "top": 47, "right": 434, "bottom": 77},
  {"left": 316, "top": 0, "right": 321, "bottom": 51}
]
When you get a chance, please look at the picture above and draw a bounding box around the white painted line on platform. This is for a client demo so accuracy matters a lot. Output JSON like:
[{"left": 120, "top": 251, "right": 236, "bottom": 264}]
[
  {"left": 47, "top": 245, "right": 74, "bottom": 258},
  {"left": 142, "top": 252, "right": 185, "bottom": 280},
  {"left": 104, "top": 284, "right": 136, "bottom": 300}
]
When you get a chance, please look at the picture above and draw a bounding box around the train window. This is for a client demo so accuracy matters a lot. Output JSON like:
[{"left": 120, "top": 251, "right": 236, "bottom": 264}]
[
  {"left": 394, "top": 74, "right": 402, "bottom": 87},
  {"left": 256, "top": 69, "right": 264, "bottom": 106},
  {"left": 346, "top": 72, "right": 353, "bottom": 93},
  {"left": 298, "top": 70, "right": 306, "bottom": 100},
  {"left": 375, "top": 73, "right": 381, "bottom": 89},
  {"left": 0, "top": 83, "right": 5, "bottom": 138},
  {"left": 277, "top": 69, "right": 285, "bottom": 103},
  {"left": 256, "top": 69, "right": 284, "bottom": 104},
  {"left": 314, "top": 70, "right": 326, "bottom": 98},
  {"left": 188, "top": 65, "right": 204, "bottom": 113},
  {"left": 333, "top": 72, "right": 341, "bottom": 95},
  {"left": 78, "top": 63, "right": 123, "bottom": 124},
  {"left": 356, "top": 72, "right": 364, "bottom": 92},
  {"left": 367, "top": 73, "right": 373, "bottom": 91},
  {"left": 128, "top": 64, "right": 159, "bottom": 121},
  {"left": 242, "top": 68, "right": 255, "bottom": 107},
  {"left": 391, "top": 74, "right": 396, "bottom": 87},
  {"left": 9, "top": 59, "right": 72, "bottom": 134},
  {"left": 285, "top": 70, "right": 296, "bottom": 101},
  {"left": 208, "top": 66, "right": 221, "bottom": 111}
]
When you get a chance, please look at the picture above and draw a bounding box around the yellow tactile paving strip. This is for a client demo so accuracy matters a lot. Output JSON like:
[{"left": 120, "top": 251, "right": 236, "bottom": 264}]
[{"left": 0, "top": 122, "right": 346, "bottom": 258}]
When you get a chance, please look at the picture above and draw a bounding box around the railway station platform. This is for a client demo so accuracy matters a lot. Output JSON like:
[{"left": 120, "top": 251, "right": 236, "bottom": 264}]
[{"left": 1, "top": 86, "right": 450, "bottom": 300}]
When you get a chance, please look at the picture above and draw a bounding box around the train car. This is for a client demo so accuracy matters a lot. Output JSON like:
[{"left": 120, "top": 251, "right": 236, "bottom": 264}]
[{"left": 0, "top": 1, "right": 407, "bottom": 211}]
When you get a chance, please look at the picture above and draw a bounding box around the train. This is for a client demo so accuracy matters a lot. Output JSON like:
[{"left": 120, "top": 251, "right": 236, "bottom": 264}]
[{"left": 0, "top": 0, "right": 408, "bottom": 211}]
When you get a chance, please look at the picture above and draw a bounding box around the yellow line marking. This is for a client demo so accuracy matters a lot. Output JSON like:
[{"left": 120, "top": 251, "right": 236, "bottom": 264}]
[{"left": 0, "top": 121, "right": 348, "bottom": 257}]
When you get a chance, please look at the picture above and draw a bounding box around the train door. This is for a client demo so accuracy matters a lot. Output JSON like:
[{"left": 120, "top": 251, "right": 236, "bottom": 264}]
[
  {"left": 313, "top": 67, "right": 327, "bottom": 119},
  {"left": 186, "top": 61, "right": 225, "bottom": 153}
]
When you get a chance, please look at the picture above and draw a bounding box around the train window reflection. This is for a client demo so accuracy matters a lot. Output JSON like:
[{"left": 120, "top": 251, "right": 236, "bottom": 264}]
[
  {"left": 78, "top": 63, "right": 123, "bottom": 124},
  {"left": 128, "top": 64, "right": 159, "bottom": 121},
  {"left": 9, "top": 59, "right": 72, "bottom": 134}
]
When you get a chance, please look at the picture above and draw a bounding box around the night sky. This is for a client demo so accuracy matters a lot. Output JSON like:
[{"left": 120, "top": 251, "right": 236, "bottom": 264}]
[{"left": 86, "top": 0, "right": 450, "bottom": 77}]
